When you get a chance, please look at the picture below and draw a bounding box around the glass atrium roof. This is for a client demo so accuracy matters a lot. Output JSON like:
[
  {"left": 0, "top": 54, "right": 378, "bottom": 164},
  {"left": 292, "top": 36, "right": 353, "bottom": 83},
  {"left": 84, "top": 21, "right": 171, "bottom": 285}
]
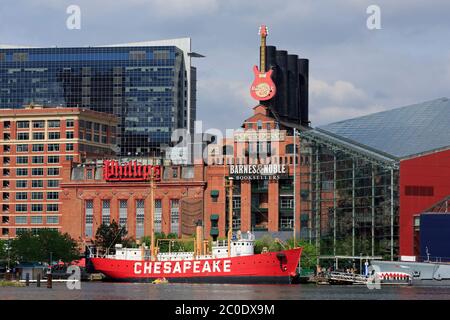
[{"left": 317, "top": 98, "right": 450, "bottom": 159}]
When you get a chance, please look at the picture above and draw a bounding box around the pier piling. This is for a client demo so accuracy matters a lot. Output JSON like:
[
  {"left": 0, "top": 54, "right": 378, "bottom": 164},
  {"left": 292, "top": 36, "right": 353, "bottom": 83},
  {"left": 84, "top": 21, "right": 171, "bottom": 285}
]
[{"left": 47, "top": 274, "right": 52, "bottom": 289}]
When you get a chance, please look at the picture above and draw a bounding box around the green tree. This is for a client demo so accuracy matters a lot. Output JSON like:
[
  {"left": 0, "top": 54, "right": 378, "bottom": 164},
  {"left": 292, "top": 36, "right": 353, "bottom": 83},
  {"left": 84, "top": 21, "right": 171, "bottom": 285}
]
[
  {"left": 94, "top": 220, "right": 132, "bottom": 252},
  {"left": 10, "top": 230, "right": 80, "bottom": 263},
  {"left": 286, "top": 239, "right": 318, "bottom": 270},
  {"left": 254, "top": 236, "right": 318, "bottom": 270},
  {"left": 0, "top": 240, "right": 7, "bottom": 261},
  {"left": 254, "top": 235, "right": 283, "bottom": 254}
]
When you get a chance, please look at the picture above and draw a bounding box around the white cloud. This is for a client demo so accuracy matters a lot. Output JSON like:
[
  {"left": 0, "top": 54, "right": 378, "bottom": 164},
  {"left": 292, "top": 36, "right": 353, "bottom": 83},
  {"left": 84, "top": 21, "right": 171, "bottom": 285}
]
[
  {"left": 309, "top": 78, "right": 385, "bottom": 125},
  {"left": 21, "top": 0, "right": 220, "bottom": 18},
  {"left": 197, "top": 78, "right": 254, "bottom": 131},
  {"left": 144, "top": 0, "right": 219, "bottom": 17},
  {"left": 312, "top": 104, "right": 386, "bottom": 126},
  {"left": 310, "top": 78, "right": 367, "bottom": 106}
]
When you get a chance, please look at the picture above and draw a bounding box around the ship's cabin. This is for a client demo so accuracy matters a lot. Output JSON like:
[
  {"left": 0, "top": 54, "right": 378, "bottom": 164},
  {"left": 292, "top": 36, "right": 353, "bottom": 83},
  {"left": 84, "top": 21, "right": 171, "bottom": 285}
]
[
  {"left": 212, "top": 231, "right": 255, "bottom": 259},
  {"left": 104, "top": 231, "right": 255, "bottom": 261}
]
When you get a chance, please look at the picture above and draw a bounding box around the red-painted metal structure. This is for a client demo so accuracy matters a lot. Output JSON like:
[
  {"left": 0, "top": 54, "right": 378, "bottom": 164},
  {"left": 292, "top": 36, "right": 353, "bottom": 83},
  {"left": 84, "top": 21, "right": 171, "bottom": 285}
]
[{"left": 399, "top": 148, "right": 450, "bottom": 256}]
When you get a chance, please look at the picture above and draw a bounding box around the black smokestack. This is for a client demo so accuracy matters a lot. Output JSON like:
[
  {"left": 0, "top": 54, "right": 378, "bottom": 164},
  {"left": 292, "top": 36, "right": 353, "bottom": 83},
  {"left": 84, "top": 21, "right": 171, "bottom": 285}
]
[
  {"left": 275, "top": 50, "right": 288, "bottom": 118},
  {"left": 263, "top": 46, "right": 279, "bottom": 115},
  {"left": 287, "top": 54, "right": 299, "bottom": 123},
  {"left": 298, "top": 58, "right": 309, "bottom": 126}
]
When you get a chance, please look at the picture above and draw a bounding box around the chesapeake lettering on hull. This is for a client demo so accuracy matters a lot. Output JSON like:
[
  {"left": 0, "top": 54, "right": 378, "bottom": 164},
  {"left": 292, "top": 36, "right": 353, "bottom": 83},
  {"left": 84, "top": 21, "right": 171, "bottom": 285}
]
[
  {"left": 229, "top": 164, "right": 287, "bottom": 180},
  {"left": 133, "top": 260, "right": 232, "bottom": 275},
  {"left": 103, "top": 160, "right": 161, "bottom": 182}
]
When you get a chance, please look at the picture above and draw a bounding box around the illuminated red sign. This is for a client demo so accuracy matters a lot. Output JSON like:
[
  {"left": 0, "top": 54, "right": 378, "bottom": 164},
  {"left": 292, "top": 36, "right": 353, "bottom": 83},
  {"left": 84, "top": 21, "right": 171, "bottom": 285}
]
[{"left": 103, "top": 160, "right": 161, "bottom": 181}]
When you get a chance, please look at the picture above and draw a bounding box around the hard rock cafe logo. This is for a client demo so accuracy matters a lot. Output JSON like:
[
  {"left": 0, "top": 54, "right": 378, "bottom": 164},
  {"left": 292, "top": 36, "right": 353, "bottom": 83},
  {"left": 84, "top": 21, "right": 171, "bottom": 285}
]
[
  {"left": 250, "top": 24, "right": 276, "bottom": 101},
  {"left": 103, "top": 160, "right": 161, "bottom": 182},
  {"left": 250, "top": 69, "right": 276, "bottom": 101}
]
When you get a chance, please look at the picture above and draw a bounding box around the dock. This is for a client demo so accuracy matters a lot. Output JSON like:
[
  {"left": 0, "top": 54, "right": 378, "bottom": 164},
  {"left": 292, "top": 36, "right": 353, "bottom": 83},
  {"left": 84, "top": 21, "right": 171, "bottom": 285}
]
[{"left": 327, "top": 272, "right": 369, "bottom": 285}]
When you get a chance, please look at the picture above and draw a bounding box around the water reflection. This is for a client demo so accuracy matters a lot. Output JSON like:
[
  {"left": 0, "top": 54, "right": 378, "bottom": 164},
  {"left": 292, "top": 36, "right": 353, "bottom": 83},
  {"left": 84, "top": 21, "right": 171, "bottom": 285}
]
[{"left": 2, "top": 283, "right": 450, "bottom": 300}]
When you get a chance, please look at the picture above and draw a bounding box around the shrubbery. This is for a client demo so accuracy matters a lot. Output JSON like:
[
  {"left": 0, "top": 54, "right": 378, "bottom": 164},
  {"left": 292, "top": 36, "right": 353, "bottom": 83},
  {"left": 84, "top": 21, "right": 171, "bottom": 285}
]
[{"left": 254, "top": 235, "right": 318, "bottom": 269}]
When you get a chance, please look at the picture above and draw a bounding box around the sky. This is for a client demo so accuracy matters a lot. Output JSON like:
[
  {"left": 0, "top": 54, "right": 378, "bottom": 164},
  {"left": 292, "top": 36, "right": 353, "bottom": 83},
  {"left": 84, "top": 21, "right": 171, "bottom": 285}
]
[{"left": 0, "top": 0, "right": 449, "bottom": 132}]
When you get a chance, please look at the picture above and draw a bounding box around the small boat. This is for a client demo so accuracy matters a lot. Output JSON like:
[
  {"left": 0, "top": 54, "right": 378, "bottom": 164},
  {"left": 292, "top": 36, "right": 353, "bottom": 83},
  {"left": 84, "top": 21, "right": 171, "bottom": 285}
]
[{"left": 152, "top": 277, "right": 168, "bottom": 284}]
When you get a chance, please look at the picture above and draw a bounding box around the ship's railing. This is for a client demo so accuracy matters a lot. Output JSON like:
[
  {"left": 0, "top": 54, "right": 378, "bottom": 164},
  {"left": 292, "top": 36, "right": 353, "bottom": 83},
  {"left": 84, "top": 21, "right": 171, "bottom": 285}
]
[{"left": 417, "top": 255, "right": 450, "bottom": 263}]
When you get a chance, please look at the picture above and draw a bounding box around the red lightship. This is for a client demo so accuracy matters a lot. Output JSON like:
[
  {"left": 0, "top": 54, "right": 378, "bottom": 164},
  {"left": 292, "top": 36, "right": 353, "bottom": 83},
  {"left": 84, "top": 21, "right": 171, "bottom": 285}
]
[{"left": 90, "top": 235, "right": 302, "bottom": 284}]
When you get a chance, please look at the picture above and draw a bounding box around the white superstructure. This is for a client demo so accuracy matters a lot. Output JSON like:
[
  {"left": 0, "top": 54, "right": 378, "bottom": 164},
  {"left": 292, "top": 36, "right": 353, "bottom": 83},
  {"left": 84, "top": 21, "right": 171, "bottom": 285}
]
[{"left": 107, "top": 232, "right": 256, "bottom": 261}]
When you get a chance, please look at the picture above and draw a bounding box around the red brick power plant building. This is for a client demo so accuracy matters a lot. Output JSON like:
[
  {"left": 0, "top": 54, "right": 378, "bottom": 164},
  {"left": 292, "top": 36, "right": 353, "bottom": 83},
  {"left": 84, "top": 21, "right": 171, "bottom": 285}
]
[{"left": 57, "top": 103, "right": 306, "bottom": 243}]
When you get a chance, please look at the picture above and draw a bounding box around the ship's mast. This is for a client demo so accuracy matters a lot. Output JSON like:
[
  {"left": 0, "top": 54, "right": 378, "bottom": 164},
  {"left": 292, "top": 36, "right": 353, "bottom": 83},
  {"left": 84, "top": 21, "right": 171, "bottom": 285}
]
[
  {"left": 150, "top": 170, "right": 156, "bottom": 261},
  {"left": 227, "top": 177, "right": 234, "bottom": 257}
]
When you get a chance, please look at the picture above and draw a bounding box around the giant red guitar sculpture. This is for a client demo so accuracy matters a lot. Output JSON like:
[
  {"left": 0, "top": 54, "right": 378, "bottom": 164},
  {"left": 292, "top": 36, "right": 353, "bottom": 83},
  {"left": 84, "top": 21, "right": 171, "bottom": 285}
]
[{"left": 250, "top": 25, "right": 276, "bottom": 101}]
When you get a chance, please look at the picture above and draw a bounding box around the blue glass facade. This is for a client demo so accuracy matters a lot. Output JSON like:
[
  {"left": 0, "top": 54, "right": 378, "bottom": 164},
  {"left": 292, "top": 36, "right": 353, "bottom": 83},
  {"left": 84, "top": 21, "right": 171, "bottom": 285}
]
[{"left": 0, "top": 45, "right": 194, "bottom": 156}]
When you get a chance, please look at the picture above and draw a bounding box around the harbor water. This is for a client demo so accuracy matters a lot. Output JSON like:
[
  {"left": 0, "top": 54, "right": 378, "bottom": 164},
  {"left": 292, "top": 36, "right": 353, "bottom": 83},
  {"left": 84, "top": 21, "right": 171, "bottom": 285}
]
[{"left": 2, "top": 282, "right": 450, "bottom": 300}]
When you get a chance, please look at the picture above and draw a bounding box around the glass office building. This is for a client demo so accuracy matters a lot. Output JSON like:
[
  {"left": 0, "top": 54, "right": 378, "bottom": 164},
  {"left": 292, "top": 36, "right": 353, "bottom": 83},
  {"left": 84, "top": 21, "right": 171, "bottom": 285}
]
[
  {"left": 298, "top": 134, "right": 400, "bottom": 261},
  {"left": 0, "top": 39, "right": 197, "bottom": 156}
]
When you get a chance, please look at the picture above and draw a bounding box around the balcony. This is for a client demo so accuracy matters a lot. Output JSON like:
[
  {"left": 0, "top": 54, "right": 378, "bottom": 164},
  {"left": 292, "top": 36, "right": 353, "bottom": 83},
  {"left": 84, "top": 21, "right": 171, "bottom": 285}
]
[
  {"left": 252, "top": 225, "right": 268, "bottom": 231},
  {"left": 251, "top": 185, "right": 268, "bottom": 193},
  {"left": 279, "top": 207, "right": 293, "bottom": 214},
  {"left": 279, "top": 184, "right": 294, "bottom": 194},
  {"left": 251, "top": 205, "right": 268, "bottom": 213}
]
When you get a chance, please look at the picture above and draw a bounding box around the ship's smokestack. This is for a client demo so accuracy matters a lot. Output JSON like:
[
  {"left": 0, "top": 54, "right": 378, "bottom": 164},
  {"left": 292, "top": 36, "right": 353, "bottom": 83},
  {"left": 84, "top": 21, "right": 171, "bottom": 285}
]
[{"left": 196, "top": 220, "right": 203, "bottom": 256}]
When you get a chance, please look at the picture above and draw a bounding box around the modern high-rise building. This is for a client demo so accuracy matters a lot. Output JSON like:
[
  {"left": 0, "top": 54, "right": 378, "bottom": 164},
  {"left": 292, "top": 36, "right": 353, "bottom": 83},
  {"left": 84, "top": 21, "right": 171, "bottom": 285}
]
[{"left": 0, "top": 38, "right": 199, "bottom": 156}]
